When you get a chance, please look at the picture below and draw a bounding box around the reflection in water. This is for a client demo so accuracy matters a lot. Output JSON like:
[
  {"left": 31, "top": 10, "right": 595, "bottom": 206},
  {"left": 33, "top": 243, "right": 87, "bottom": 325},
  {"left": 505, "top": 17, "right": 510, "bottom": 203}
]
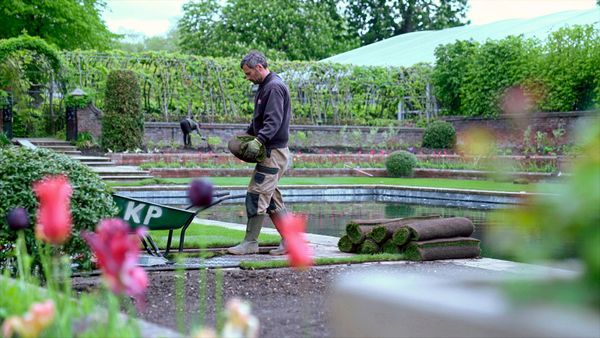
[{"left": 200, "top": 202, "right": 509, "bottom": 257}]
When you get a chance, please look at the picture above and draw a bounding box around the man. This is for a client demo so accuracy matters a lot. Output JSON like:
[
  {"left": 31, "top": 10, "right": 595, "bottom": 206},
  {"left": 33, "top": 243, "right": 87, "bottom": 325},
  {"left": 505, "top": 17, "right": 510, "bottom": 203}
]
[
  {"left": 179, "top": 117, "right": 203, "bottom": 148},
  {"left": 227, "top": 50, "right": 291, "bottom": 255}
]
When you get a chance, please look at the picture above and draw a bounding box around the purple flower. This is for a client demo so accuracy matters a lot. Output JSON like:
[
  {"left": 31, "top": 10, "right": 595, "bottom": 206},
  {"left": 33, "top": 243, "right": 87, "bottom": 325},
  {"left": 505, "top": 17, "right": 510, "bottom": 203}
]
[{"left": 6, "top": 207, "right": 30, "bottom": 231}]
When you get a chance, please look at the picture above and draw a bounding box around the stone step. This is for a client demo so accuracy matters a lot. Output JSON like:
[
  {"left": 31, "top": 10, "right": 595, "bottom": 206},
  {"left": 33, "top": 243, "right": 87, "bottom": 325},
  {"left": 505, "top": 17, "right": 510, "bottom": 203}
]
[
  {"left": 70, "top": 155, "right": 113, "bottom": 162},
  {"left": 25, "top": 139, "right": 73, "bottom": 147},
  {"left": 83, "top": 161, "right": 117, "bottom": 167},
  {"left": 100, "top": 175, "right": 154, "bottom": 182}
]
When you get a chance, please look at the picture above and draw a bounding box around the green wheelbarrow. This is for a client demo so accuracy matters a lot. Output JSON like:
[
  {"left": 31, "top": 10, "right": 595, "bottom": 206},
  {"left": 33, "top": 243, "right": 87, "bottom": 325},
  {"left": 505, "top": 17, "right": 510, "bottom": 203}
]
[{"left": 113, "top": 192, "right": 245, "bottom": 256}]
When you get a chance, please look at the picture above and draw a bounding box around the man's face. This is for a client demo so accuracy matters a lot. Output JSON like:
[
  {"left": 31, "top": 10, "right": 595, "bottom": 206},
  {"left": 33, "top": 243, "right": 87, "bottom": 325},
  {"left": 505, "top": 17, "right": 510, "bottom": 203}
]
[{"left": 242, "top": 64, "right": 264, "bottom": 84}]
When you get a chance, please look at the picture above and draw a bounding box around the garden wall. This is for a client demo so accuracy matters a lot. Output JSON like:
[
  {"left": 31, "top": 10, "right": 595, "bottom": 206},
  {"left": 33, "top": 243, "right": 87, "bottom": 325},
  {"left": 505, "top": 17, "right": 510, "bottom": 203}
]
[
  {"left": 143, "top": 111, "right": 597, "bottom": 152},
  {"left": 444, "top": 111, "right": 599, "bottom": 150},
  {"left": 144, "top": 122, "right": 424, "bottom": 151}
]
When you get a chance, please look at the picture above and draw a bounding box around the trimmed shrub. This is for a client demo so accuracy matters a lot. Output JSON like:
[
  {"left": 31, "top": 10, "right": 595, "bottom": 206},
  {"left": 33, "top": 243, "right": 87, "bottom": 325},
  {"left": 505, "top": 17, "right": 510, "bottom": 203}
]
[
  {"left": 422, "top": 120, "right": 456, "bottom": 149},
  {"left": 385, "top": 150, "right": 417, "bottom": 177},
  {"left": 0, "top": 147, "right": 117, "bottom": 271},
  {"left": 101, "top": 70, "right": 143, "bottom": 152}
]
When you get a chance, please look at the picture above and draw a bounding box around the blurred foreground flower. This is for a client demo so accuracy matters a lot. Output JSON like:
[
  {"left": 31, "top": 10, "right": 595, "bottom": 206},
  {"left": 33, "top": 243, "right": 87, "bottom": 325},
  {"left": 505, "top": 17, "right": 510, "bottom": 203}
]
[
  {"left": 2, "top": 300, "right": 55, "bottom": 338},
  {"left": 33, "top": 175, "right": 72, "bottom": 245},
  {"left": 277, "top": 214, "right": 313, "bottom": 270},
  {"left": 222, "top": 298, "right": 259, "bottom": 338},
  {"left": 6, "top": 207, "right": 30, "bottom": 231},
  {"left": 189, "top": 327, "right": 217, "bottom": 338},
  {"left": 188, "top": 178, "right": 214, "bottom": 207},
  {"left": 82, "top": 218, "right": 148, "bottom": 302}
]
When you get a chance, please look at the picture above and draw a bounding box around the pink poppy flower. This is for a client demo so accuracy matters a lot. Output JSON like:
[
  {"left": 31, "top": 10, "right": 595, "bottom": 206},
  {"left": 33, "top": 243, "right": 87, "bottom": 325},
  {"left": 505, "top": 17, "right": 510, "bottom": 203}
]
[
  {"left": 369, "top": 150, "right": 376, "bottom": 155},
  {"left": 276, "top": 214, "right": 313, "bottom": 270},
  {"left": 2, "top": 300, "right": 55, "bottom": 338},
  {"left": 33, "top": 175, "right": 72, "bottom": 245},
  {"left": 82, "top": 218, "right": 148, "bottom": 301}
]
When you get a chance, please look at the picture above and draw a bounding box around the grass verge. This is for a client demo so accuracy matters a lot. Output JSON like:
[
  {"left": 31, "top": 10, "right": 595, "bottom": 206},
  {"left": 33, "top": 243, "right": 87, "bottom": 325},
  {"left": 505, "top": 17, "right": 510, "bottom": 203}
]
[
  {"left": 150, "top": 223, "right": 281, "bottom": 249},
  {"left": 238, "top": 253, "right": 407, "bottom": 270},
  {"left": 109, "top": 176, "right": 560, "bottom": 193}
]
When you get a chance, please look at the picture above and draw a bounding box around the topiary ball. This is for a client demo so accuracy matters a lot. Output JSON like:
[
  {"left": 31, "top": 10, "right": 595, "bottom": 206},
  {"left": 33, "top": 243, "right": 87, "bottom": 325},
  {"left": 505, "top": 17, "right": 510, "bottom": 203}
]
[
  {"left": 422, "top": 120, "right": 456, "bottom": 149},
  {"left": 0, "top": 146, "right": 117, "bottom": 271},
  {"left": 188, "top": 178, "right": 214, "bottom": 207},
  {"left": 385, "top": 150, "right": 417, "bottom": 177}
]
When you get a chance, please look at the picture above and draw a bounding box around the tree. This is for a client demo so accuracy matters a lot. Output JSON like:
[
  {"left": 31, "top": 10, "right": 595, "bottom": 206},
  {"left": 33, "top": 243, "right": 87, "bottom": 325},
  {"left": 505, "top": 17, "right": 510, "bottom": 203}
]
[
  {"left": 116, "top": 29, "right": 180, "bottom": 53},
  {"left": 178, "top": 0, "right": 359, "bottom": 60},
  {"left": 0, "top": 0, "right": 117, "bottom": 50},
  {"left": 344, "top": 0, "right": 469, "bottom": 46}
]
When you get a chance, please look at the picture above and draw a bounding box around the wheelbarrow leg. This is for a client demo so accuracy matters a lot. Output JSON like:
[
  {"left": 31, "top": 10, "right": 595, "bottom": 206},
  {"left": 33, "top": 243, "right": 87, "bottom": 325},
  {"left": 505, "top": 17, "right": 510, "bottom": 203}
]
[
  {"left": 164, "top": 230, "right": 174, "bottom": 256},
  {"left": 143, "top": 234, "right": 162, "bottom": 257},
  {"left": 140, "top": 236, "right": 155, "bottom": 256}
]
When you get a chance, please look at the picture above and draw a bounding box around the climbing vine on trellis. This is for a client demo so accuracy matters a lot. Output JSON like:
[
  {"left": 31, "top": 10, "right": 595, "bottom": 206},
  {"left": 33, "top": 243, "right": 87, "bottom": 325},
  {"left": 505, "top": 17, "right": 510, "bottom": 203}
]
[{"left": 60, "top": 50, "right": 434, "bottom": 125}]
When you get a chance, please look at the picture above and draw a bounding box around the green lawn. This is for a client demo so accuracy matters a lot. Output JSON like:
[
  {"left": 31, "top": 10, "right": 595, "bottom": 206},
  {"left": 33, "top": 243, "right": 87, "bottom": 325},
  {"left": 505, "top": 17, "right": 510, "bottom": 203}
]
[
  {"left": 150, "top": 223, "right": 281, "bottom": 249},
  {"left": 111, "top": 176, "right": 561, "bottom": 193}
]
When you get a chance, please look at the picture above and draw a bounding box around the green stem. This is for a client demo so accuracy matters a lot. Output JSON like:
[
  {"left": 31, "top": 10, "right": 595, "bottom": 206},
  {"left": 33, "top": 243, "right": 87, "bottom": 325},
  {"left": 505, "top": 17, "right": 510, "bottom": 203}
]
[
  {"left": 16, "top": 231, "right": 27, "bottom": 280},
  {"left": 215, "top": 268, "right": 224, "bottom": 331},
  {"left": 198, "top": 267, "right": 207, "bottom": 327},
  {"left": 175, "top": 257, "right": 185, "bottom": 333}
]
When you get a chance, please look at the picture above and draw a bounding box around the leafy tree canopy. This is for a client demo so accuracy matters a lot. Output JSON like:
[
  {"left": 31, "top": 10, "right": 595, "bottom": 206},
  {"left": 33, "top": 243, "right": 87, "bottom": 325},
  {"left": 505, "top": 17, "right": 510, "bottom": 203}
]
[
  {"left": 0, "top": 0, "right": 117, "bottom": 50},
  {"left": 344, "top": 0, "right": 470, "bottom": 46},
  {"left": 178, "top": 0, "right": 359, "bottom": 60}
]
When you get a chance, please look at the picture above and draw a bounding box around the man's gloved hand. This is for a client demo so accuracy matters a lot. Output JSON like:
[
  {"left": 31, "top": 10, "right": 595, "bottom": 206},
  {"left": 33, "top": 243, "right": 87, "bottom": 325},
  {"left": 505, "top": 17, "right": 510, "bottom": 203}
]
[{"left": 243, "top": 138, "right": 263, "bottom": 159}]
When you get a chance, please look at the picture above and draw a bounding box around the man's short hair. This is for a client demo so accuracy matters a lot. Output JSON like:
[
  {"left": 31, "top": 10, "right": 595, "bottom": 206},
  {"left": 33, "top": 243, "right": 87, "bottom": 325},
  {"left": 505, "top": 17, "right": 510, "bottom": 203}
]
[{"left": 240, "top": 50, "right": 268, "bottom": 69}]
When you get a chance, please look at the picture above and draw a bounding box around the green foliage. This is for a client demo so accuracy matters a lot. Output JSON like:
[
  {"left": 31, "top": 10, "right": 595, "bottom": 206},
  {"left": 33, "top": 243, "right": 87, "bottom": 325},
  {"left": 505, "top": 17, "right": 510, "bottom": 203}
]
[
  {"left": 344, "top": 0, "right": 469, "bottom": 46},
  {"left": 0, "top": 35, "right": 64, "bottom": 74},
  {"left": 0, "top": 132, "right": 11, "bottom": 147},
  {"left": 75, "top": 132, "right": 98, "bottom": 150},
  {"left": 489, "top": 120, "right": 600, "bottom": 307},
  {"left": 178, "top": 0, "right": 359, "bottom": 61},
  {"left": 460, "top": 36, "right": 541, "bottom": 117},
  {"left": 422, "top": 120, "right": 456, "bottom": 148},
  {"left": 385, "top": 150, "right": 417, "bottom": 177},
  {"left": 431, "top": 40, "right": 478, "bottom": 114},
  {"left": 64, "top": 92, "right": 91, "bottom": 109},
  {"left": 0, "top": 0, "right": 117, "bottom": 50},
  {"left": 60, "top": 50, "right": 432, "bottom": 125},
  {"left": 538, "top": 25, "right": 600, "bottom": 111},
  {"left": 0, "top": 146, "right": 117, "bottom": 271},
  {"left": 432, "top": 25, "right": 599, "bottom": 116},
  {"left": 101, "top": 70, "right": 144, "bottom": 152}
]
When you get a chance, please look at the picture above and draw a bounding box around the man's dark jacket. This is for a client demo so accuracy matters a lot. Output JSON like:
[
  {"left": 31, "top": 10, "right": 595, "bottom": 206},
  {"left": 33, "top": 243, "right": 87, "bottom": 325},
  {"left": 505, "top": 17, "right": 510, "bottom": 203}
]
[{"left": 246, "top": 72, "right": 291, "bottom": 149}]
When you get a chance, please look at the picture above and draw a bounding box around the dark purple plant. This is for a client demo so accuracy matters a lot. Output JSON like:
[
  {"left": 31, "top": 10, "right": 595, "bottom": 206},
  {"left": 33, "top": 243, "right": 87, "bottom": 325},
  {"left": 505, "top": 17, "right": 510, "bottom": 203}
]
[
  {"left": 188, "top": 179, "right": 214, "bottom": 207},
  {"left": 6, "top": 207, "right": 30, "bottom": 231}
]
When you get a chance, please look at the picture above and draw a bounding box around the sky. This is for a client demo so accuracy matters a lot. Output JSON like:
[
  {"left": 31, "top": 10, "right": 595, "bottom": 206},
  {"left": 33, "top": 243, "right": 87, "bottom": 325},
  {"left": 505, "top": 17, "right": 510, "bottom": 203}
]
[{"left": 101, "top": 0, "right": 598, "bottom": 39}]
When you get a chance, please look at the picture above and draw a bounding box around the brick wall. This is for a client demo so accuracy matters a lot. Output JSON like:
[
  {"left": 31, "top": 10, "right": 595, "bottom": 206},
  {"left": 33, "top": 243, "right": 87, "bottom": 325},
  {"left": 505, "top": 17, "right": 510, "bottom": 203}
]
[
  {"left": 443, "top": 111, "right": 598, "bottom": 148},
  {"left": 76, "top": 104, "right": 102, "bottom": 140},
  {"left": 144, "top": 122, "right": 424, "bottom": 151}
]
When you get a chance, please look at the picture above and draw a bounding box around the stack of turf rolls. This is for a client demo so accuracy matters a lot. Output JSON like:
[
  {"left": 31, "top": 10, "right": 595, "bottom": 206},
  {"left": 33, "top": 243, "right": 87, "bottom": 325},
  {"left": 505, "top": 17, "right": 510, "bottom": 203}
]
[{"left": 337, "top": 216, "right": 480, "bottom": 261}]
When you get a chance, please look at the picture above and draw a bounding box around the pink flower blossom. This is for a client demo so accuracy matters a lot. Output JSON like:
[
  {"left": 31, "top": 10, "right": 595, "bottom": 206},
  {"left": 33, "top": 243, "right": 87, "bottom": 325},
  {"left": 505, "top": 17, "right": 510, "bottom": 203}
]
[
  {"left": 82, "top": 218, "right": 148, "bottom": 302},
  {"left": 33, "top": 175, "right": 72, "bottom": 245},
  {"left": 2, "top": 300, "right": 55, "bottom": 338},
  {"left": 276, "top": 214, "right": 313, "bottom": 270},
  {"left": 380, "top": 150, "right": 386, "bottom": 155},
  {"left": 369, "top": 150, "right": 376, "bottom": 155}
]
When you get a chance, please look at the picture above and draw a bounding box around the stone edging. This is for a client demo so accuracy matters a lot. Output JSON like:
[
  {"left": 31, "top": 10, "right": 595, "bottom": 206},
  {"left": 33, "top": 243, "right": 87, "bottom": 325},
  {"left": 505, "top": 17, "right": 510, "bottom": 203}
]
[
  {"left": 114, "top": 184, "right": 543, "bottom": 210},
  {"left": 147, "top": 167, "right": 562, "bottom": 182}
]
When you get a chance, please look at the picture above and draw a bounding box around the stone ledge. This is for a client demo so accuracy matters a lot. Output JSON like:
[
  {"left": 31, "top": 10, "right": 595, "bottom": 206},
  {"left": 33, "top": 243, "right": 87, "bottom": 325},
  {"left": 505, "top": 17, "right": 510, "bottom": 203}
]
[{"left": 147, "top": 167, "right": 562, "bottom": 182}]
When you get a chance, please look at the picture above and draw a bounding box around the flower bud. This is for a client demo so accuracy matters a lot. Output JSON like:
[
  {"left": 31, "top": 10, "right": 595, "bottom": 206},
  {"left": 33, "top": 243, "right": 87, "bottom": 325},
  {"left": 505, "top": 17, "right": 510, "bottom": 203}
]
[
  {"left": 188, "top": 179, "right": 214, "bottom": 207},
  {"left": 6, "top": 207, "right": 29, "bottom": 231}
]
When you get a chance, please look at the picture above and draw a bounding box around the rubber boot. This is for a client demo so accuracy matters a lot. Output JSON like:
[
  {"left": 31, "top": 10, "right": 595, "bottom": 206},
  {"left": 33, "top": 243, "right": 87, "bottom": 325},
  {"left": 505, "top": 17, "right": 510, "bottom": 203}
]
[
  {"left": 269, "top": 210, "right": 288, "bottom": 255},
  {"left": 227, "top": 214, "right": 265, "bottom": 255}
]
